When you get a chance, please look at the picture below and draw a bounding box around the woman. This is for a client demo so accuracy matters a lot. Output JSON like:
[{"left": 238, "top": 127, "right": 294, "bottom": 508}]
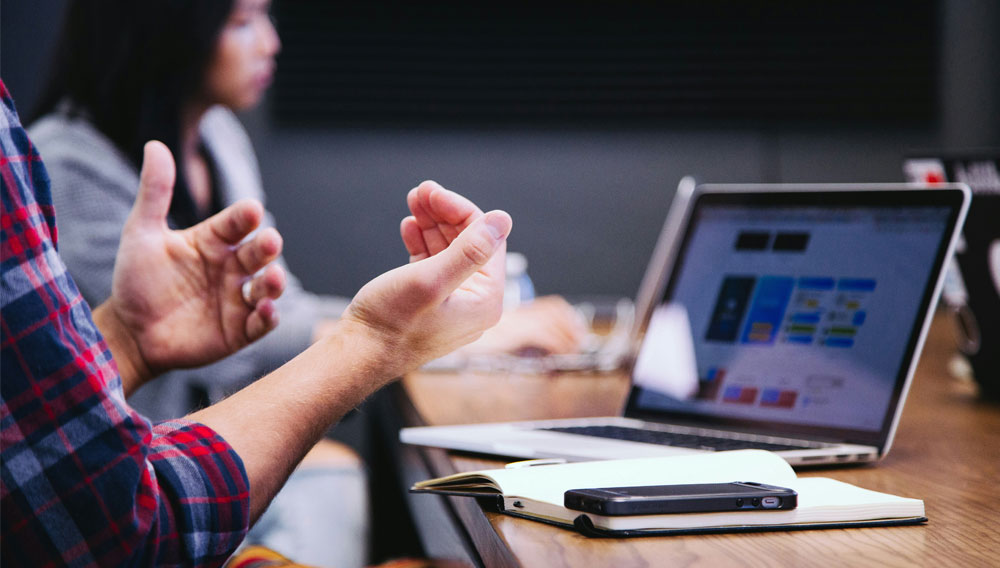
[
  {"left": 30, "top": 0, "right": 584, "bottom": 565},
  {"left": 32, "top": 0, "right": 585, "bottom": 412},
  {"left": 30, "top": 0, "right": 326, "bottom": 420}
]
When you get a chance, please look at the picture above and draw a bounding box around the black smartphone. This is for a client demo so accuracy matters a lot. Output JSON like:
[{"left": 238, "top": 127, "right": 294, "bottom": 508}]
[{"left": 564, "top": 482, "right": 797, "bottom": 516}]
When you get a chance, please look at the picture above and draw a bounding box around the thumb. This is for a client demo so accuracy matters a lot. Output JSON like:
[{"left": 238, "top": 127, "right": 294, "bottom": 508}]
[
  {"left": 129, "top": 141, "right": 176, "bottom": 228},
  {"left": 421, "top": 210, "right": 512, "bottom": 296}
]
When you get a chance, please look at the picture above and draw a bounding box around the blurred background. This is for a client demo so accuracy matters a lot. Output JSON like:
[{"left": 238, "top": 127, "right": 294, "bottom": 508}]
[{"left": 3, "top": 0, "right": 998, "bottom": 300}]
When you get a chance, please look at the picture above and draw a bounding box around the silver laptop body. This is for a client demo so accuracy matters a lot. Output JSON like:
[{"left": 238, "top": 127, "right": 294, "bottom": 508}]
[{"left": 402, "top": 182, "right": 970, "bottom": 466}]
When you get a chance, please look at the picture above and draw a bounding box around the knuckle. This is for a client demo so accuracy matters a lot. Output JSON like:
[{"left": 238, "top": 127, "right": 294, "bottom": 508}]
[
  {"left": 227, "top": 211, "right": 245, "bottom": 236},
  {"left": 461, "top": 235, "right": 493, "bottom": 266}
]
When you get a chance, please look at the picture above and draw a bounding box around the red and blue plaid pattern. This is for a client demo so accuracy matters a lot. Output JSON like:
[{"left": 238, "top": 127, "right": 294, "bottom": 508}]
[{"left": 1, "top": 80, "right": 250, "bottom": 567}]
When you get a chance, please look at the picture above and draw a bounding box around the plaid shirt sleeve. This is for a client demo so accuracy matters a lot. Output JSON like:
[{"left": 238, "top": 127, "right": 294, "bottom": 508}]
[{"left": 0, "top": 81, "right": 250, "bottom": 567}]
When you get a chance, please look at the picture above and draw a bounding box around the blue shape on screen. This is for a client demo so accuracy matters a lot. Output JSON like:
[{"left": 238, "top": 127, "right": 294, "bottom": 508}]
[
  {"left": 723, "top": 386, "right": 742, "bottom": 401},
  {"left": 838, "top": 278, "right": 877, "bottom": 292},
  {"left": 761, "top": 389, "right": 780, "bottom": 403},
  {"left": 791, "top": 312, "right": 821, "bottom": 324},
  {"left": 852, "top": 311, "right": 867, "bottom": 326},
  {"left": 786, "top": 335, "right": 813, "bottom": 344},
  {"left": 740, "top": 276, "right": 794, "bottom": 345},
  {"left": 705, "top": 276, "right": 757, "bottom": 342},
  {"left": 825, "top": 337, "right": 855, "bottom": 348},
  {"left": 798, "top": 277, "right": 835, "bottom": 290}
]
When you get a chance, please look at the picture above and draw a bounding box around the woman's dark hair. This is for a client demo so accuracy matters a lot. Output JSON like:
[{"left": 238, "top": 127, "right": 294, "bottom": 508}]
[{"left": 32, "top": 0, "right": 234, "bottom": 227}]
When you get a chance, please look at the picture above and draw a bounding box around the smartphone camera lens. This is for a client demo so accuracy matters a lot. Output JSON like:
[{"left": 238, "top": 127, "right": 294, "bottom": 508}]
[
  {"left": 735, "top": 498, "right": 744, "bottom": 508},
  {"left": 751, "top": 498, "right": 760, "bottom": 507}
]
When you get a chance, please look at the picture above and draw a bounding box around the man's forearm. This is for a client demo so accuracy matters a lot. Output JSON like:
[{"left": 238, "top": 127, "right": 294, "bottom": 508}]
[
  {"left": 188, "top": 318, "right": 397, "bottom": 522},
  {"left": 189, "top": 185, "right": 509, "bottom": 522}
]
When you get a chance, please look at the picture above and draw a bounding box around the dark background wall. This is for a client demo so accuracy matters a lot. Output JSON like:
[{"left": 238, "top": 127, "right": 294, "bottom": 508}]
[{"left": 3, "top": 0, "right": 998, "bottom": 301}]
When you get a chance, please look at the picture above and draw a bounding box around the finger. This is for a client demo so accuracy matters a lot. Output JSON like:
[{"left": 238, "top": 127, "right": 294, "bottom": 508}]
[
  {"left": 425, "top": 182, "right": 482, "bottom": 228},
  {"left": 419, "top": 182, "right": 478, "bottom": 244},
  {"left": 245, "top": 298, "right": 280, "bottom": 342},
  {"left": 419, "top": 210, "right": 512, "bottom": 300},
  {"left": 535, "top": 295, "right": 574, "bottom": 310},
  {"left": 129, "top": 141, "right": 176, "bottom": 228},
  {"left": 546, "top": 308, "right": 589, "bottom": 351},
  {"left": 544, "top": 324, "right": 586, "bottom": 354},
  {"left": 407, "top": 187, "right": 450, "bottom": 257},
  {"left": 199, "top": 198, "right": 266, "bottom": 247},
  {"left": 435, "top": 218, "right": 461, "bottom": 245},
  {"left": 525, "top": 327, "right": 581, "bottom": 355},
  {"left": 415, "top": 181, "right": 483, "bottom": 255},
  {"left": 506, "top": 312, "right": 581, "bottom": 355},
  {"left": 530, "top": 318, "right": 579, "bottom": 352},
  {"left": 406, "top": 187, "right": 429, "bottom": 225},
  {"left": 427, "top": 184, "right": 483, "bottom": 243},
  {"left": 518, "top": 336, "right": 564, "bottom": 356},
  {"left": 413, "top": 194, "right": 451, "bottom": 256},
  {"left": 535, "top": 296, "right": 590, "bottom": 337},
  {"left": 243, "top": 264, "right": 286, "bottom": 305},
  {"left": 235, "top": 226, "right": 283, "bottom": 274},
  {"left": 419, "top": 184, "right": 460, "bottom": 243},
  {"left": 407, "top": 185, "right": 438, "bottom": 229},
  {"left": 401, "top": 216, "right": 430, "bottom": 261},
  {"left": 421, "top": 227, "right": 450, "bottom": 257}
]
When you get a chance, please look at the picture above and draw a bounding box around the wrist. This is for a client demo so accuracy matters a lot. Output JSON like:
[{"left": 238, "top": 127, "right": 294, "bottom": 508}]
[
  {"left": 323, "top": 315, "right": 409, "bottom": 388},
  {"left": 310, "top": 317, "right": 341, "bottom": 343},
  {"left": 91, "top": 301, "right": 154, "bottom": 396}
]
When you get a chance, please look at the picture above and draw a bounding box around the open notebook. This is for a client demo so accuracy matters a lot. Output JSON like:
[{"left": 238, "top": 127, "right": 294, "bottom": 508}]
[
  {"left": 411, "top": 450, "right": 925, "bottom": 536},
  {"left": 402, "top": 183, "right": 970, "bottom": 466}
]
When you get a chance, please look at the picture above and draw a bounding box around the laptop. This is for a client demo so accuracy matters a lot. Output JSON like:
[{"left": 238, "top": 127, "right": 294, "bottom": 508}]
[{"left": 401, "top": 182, "right": 970, "bottom": 466}]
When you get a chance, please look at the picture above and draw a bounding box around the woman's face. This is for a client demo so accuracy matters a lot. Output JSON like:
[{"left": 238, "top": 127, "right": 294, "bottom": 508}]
[{"left": 203, "top": 0, "right": 281, "bottom": 110}]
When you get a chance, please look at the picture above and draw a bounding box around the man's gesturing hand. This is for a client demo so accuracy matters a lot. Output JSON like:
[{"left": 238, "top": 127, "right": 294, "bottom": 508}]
[
  {"left": 99, "top": 141, "right": 286, "bottom": 389},
  {"left": 342, "top": 181, "right": 511, "bottom": 379}
]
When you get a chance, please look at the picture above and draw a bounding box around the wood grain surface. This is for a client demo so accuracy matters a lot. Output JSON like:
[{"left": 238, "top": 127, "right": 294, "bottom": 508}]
[{"left": 401, "top": 314, "right": 1000, "bottom": 567}]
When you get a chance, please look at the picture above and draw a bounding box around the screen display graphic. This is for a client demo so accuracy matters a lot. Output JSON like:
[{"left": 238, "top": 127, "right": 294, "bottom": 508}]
[{"left": 632, "top": 199, "right": 953, "bottom": 435}]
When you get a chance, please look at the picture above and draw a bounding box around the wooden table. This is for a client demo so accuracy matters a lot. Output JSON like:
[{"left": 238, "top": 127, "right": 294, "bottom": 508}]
[{"left": 388, "top": 314, "right": 1000, "bottom": 567}]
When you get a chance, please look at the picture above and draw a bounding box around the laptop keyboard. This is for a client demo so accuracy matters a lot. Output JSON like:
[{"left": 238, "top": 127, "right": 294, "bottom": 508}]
[{"left": 542, "top": 425, "right": 815, "bottom": 452}]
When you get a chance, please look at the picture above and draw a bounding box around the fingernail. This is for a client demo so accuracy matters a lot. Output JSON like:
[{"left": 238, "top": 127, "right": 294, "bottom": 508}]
[{"left": 485, "top": 212, "right": 509, "bottom": 240}]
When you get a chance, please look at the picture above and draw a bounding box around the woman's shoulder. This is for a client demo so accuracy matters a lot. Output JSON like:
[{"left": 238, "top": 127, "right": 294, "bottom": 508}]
[
  {"left": 31, "top": 110, "right": 113, "bottom": 157},
  {"left": 28, "top": 108, "right": 139, "bottom": 198},
  {"left": 29, "top": 109, "right": 136, "bottom": 178}
]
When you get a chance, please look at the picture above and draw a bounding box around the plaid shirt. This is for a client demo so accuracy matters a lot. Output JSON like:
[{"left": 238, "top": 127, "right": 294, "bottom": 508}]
[{"left": 1, "top": 81, "right": 250, "bottom": 567}]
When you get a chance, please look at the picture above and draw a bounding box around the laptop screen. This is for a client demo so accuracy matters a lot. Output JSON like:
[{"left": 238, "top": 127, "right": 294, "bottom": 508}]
[{"left": 625, "top": 187, "right": 967, "bottom": 447}]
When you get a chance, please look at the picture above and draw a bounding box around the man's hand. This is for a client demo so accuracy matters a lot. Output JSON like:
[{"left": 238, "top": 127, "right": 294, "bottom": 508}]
[
  {"left": 400, "top": 180, "right": 483, "bottom": 261},
  {"left": 191, "top": 181, "right": 509, "bottom": 517},
  {"left": 94, "top": 141, "right": 286, "bottom": 392},
  {"left": 402, "top": 183, "right": 585, "bottom": 357},
  {"left": 462, "top": 295, "right": 588, "bottom": 356},
  {"left": 341, "top": 181, "right": 512, "bottom": 378}
]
